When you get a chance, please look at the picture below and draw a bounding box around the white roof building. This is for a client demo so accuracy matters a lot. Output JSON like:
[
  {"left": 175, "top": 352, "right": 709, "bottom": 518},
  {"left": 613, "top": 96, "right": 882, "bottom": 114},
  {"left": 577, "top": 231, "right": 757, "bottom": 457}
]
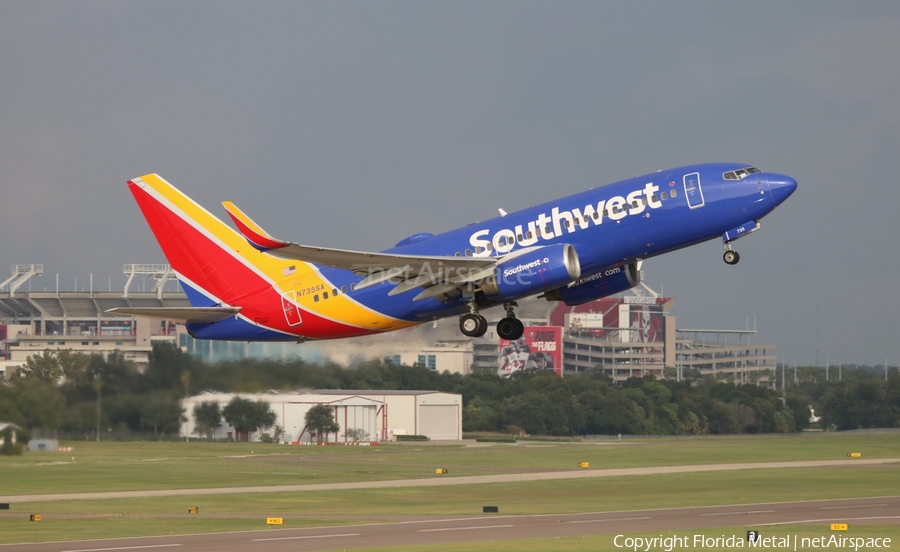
[{"left": 181, "top": 390, "right": 462, "bottom": 443}]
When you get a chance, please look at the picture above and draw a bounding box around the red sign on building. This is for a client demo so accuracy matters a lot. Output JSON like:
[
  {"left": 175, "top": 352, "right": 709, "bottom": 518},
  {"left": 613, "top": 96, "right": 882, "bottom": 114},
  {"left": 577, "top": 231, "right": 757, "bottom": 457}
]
[{"left": 498, "top": 326, "right": 562, "bottom": 377}]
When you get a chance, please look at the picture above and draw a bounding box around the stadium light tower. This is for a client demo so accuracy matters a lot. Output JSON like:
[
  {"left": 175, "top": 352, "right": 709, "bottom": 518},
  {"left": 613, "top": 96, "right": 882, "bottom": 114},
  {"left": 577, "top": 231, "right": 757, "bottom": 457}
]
[
  {"left": 123, "top": 264, "right": 174, "bottom": 299},
  {"left": 0, "top": 264, "right": 43, "bottom": 295}
]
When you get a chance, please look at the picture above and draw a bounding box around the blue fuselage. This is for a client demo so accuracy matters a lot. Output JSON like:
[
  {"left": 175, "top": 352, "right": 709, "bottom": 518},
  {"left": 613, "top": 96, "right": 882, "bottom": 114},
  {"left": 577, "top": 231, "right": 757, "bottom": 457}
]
[{"left": 309, "top": 162, "right": 797, "bottom": 325}]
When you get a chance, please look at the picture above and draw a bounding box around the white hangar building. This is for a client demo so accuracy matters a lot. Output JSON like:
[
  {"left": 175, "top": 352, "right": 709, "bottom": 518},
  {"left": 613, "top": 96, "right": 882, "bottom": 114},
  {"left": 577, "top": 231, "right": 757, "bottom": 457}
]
[{"left": 181, "top": 390, "right": 462, "bottom": 443}]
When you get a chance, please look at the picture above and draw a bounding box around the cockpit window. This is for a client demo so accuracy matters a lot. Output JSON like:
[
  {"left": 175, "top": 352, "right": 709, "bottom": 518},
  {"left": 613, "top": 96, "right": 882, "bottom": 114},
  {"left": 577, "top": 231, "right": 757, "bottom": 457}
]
[{"left": 723, "top": 166, "right": 761, "bottom": 180}]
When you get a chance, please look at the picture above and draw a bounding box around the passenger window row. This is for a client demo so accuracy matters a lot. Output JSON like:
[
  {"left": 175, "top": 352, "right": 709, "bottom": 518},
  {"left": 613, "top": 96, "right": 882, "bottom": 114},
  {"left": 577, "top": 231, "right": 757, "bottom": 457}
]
[{"left": 313, "top": 285, "right": 348, "bottom": 303}]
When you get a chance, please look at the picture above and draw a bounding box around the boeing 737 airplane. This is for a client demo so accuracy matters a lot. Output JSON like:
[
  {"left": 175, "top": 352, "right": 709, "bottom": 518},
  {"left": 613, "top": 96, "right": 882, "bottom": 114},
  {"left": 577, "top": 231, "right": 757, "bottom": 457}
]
[{"left": 110, "top": 164, "right": 796, "bottom": 342}]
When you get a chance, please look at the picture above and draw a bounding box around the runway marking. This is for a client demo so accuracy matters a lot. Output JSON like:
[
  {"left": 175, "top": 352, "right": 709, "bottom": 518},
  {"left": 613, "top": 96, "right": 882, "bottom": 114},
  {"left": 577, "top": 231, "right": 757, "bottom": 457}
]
[
  {"left": 61, "top": 545, "right": 182, "bottom": 552},
  {"left": 418, "top": 524, "right": 515, "bottom": 533},
  {"left": 251, "top": 533, "right": 359, "bottom": 542},
  {"left": 567, "top": 516, "right": 652, "bottom": 524},
  {"left": 701, "top": 509, "right": 775, "bottom": 516},
  {"left": 820, "top": 503, "right": 888, "bottom": 510},
  {"left": 755, "top": 515, "right": 900, "bottom": 526}
]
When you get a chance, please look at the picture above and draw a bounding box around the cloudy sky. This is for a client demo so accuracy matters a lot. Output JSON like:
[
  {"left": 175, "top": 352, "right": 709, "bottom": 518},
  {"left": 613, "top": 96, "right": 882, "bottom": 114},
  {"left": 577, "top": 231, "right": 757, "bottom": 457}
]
[{"left": 2, "top": 2, "right": 898, "bottom": 367}]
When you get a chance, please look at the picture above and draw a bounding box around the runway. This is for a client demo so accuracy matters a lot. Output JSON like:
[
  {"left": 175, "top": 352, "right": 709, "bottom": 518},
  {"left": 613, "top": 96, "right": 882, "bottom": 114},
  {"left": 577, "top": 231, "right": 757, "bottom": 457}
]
[
  {"left": 3, "top": 458, "right": 899, "bottom": 550},
  {"left": 4, "top": 496, "right": 900, "bottom": 552}
]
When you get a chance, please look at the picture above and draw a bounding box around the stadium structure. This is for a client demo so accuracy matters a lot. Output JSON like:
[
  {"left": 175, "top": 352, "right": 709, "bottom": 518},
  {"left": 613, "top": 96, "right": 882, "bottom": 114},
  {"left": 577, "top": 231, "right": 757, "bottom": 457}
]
[
  {"left": 1, "top": 263, "right": 776, "bottom": 386},
  {"left": 469, "top": 282, "right": 776, "bottom": 385},
  {"left": 0, "top": 264, "right": 188, "bottom": 377}
]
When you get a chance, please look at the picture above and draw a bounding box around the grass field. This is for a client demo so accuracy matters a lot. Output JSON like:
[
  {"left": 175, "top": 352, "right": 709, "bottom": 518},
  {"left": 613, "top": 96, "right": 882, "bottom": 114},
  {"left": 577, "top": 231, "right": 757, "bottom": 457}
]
[
  {"left": 2, "top": 433, "right": 898, "bottom": 496},
  {"left": 1, "top": 433, "right": 899, "bottom": 546}
]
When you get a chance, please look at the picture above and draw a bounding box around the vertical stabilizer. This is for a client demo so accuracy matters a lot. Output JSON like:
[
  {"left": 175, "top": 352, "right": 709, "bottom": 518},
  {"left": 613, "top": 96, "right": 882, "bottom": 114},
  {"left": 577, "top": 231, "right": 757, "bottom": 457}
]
[{"left": 127, "top": 174, "right": 288, "bottom": 307}]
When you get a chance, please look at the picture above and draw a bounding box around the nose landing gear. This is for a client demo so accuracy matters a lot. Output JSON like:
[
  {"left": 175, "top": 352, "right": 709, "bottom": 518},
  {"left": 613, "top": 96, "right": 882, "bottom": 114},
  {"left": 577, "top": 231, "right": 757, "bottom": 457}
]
[
  {"left": 721, "top": 220, "right": 761, "bottom": 265},
  {"left": 723, "top": 248, "right": 740, "bottom": 265}
]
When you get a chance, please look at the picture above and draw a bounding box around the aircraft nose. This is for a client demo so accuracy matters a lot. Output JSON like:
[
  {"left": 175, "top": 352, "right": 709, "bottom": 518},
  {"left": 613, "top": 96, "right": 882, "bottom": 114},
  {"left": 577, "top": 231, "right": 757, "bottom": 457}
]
[{"left": 766, "top": 173, "right": 798, "bottom": 203}]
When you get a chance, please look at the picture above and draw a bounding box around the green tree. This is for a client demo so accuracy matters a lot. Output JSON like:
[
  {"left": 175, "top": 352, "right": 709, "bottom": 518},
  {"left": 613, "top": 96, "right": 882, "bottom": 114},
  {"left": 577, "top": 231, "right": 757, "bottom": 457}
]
[
  {"left": 17, "top": 350, "right": 62, "bottom": 384},
  {"left": 144, "top": 342, "right": 195, "bottom": 392},
  {"left": 58, "top": 401, "right": 100, "bottom": 435},
  {"left": 304, "top": 404, "right": 340, "bottom": 443},
  {"left": 56, "top": 349, "right": 90, "bottom": 382},
  {"left": 784, "top": 396, "right": 811, "bottom": 431},
  {"left": 499, "top": 390, "right": 583, "bottom": 436},
  {"left": 820, "top": 380, "right": 900, "bottom": 430},
  {"left": 222, "top": 397, "right": 276, "bottom": 438},
  {"left": 579, "top": 391, "right": 643, "bottom": 435},
  {"left": 0, "top": 398, "right": 25, "bottom": 427},
  {"left": 193, "top": 401, "right": 222, "bottom": 439},
  {"left": 139, "top": 392, "right": 185, "bottom": 436},
  {"left": 462, "top": 397, "right": 499, "bottom": 432},
  {"left": 344, "top": 428, "right": 368, "bottom": 442},
  {"left": 705, "top": 400, "right": 743, "bottom": 434},
  {"left": 9, "top": 378, "right": 66, "bottom": 432},
  {"left": 469, "top": 364, "right": 498, "bottom": 377}
]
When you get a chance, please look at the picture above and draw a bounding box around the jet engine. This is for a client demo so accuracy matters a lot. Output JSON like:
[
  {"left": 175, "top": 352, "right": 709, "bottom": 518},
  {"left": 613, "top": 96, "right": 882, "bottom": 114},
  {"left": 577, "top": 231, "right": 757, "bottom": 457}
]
[
  {"left": 543, "top": 262, "right": 641, "bottom": 306},
  {"left": 481, "top": 244, "right": 581, "bottom": 301}
]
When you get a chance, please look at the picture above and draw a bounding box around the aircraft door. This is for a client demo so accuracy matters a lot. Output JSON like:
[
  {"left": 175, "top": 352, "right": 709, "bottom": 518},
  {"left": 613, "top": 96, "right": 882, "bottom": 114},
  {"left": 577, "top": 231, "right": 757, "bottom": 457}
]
[{"left": 683, "top": 172, "right": 705, "bottom": 209}]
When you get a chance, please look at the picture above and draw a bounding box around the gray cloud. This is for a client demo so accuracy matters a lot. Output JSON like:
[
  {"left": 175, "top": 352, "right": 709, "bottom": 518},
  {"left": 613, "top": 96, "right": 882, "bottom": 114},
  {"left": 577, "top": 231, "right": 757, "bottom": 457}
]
[{"left": 1, "top": 2, "right": 899, "bottom": 365}]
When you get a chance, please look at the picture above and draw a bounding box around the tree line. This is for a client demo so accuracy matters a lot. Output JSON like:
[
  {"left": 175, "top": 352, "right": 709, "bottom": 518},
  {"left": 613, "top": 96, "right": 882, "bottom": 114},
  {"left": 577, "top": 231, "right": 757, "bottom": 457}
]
[
  {"left": 1, "top": 342, "right": 898, "bottom": 441},
  {"left": 772, "top": 364, "right": 900, "bottom": 430}
]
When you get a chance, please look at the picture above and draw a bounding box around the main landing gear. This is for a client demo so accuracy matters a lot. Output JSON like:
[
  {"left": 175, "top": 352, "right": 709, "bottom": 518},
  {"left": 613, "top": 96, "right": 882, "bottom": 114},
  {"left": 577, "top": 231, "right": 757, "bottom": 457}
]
[
  {"left": 496, "top": 302, "right": 524, "bottom": 341},
  {"left": 459, "top": 312, "right": 488, "bottom": 338},
  {"left": 458, "top": 302, "right": 525, "bottom": 340}
]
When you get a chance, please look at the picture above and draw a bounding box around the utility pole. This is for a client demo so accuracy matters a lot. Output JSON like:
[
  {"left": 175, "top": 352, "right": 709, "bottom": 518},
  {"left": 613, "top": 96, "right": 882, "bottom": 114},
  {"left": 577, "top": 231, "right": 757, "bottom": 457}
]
[{"left": 782, "top": 361, "right": 785, "bottom": 398}]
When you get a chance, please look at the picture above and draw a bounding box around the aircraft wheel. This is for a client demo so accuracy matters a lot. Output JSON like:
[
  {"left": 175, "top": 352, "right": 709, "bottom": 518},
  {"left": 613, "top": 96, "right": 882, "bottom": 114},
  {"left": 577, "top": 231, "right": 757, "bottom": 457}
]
[
  {"left": 512, "top": 317, "right": 524, "bottom": 337},
  {"left": 497, "top": 317, "right": 524, "bottom": 341},
  {"left": 460, "top": 313, "right": 488, "bottom": 337},
  {"left": 475, "top": 315, "right": 489, "bottom": 337},
  {"left": 723, "top": 250, "right": 740, "bottom": 265}
]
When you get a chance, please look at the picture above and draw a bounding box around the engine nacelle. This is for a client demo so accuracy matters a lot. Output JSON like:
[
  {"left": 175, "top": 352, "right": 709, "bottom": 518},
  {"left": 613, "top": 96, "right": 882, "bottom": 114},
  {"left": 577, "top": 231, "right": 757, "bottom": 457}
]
[
  {"left": 481, "top": 244, "right": 581, "bottom": 301},
  {"left": 543, "top": 262, "right": 641, "bottom": 306}
]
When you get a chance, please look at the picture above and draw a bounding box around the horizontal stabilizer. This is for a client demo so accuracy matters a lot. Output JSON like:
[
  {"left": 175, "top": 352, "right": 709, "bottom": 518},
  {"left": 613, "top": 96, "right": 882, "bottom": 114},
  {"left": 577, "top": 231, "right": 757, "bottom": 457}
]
[{"left": 105, "top": 306, "right": 241, "bottom": 324}]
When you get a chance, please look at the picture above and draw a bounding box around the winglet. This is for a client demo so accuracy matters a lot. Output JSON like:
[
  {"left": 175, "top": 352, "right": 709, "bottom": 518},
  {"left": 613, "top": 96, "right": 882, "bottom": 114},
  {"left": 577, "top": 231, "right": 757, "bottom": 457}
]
[{"left": 222, "top": 201, "right": 290, "bottom": 252}]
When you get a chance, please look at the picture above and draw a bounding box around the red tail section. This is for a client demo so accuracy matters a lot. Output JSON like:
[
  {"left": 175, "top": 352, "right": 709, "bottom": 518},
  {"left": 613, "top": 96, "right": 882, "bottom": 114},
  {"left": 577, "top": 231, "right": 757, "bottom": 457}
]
[{"left": 128, "top": 175, "right": 270, "bottom": 305}]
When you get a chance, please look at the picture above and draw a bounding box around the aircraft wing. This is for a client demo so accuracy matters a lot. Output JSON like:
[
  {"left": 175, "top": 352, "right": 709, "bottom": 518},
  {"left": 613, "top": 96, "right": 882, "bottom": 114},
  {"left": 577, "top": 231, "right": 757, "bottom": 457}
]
[
  {"left": 105, "top": 306, "right": 241, "bottom": 324},
  {"left": 222, "top": 201, "right": 497, "bottom": 300}
]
